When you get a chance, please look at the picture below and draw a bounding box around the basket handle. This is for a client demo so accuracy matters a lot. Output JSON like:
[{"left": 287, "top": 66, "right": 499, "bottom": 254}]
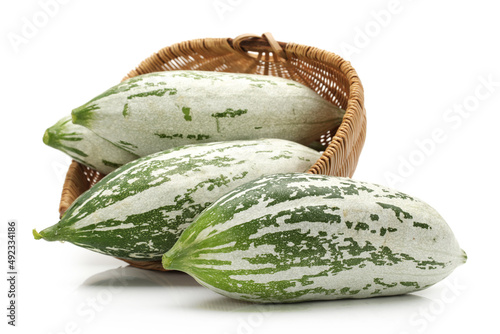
[{"left": 230, "top": 32, "right": 287, "bottom": 61}]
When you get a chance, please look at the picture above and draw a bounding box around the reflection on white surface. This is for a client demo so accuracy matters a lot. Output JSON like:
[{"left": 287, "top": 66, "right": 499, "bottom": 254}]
[
  {"left": 81, "top": 266, "right": 200, "bottom": 288},
  {"left": 78, "top": 265, "right": 432, "bottom": 313},
  {"left": 73, "top": 266, "right": 442, "bottom": 334},
  {"left": 194, "top": 291, "right": 430, "bottom": 313}
]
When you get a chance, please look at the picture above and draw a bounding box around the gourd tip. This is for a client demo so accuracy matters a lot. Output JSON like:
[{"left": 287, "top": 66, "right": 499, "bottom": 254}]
[
  {"left": 71, "top": 111, "right": 78, "bottom": 124},
  {"left": 42, "top": 129, "right": 50, "bottom": 145},
  {"left": 162, "top": 254, "right": 173, "bottom": 269},
  {"left": 33, "top": 229, "right": 43, "bottom": 240}
]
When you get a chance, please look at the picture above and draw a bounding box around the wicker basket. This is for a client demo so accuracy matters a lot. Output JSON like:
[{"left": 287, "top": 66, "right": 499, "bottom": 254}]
[{"left": 58, "top": 33, "right": 366, "bottom": 271}]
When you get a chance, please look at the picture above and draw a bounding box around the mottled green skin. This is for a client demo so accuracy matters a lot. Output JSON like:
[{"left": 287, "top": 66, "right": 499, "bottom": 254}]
[
  {"left": 71, "top": 70, "right": 346, "bottom": 157},
  {"left": 35, "top": 140, "right": 320, "bottom": 261},
  {"left": 163, "top": 173, "right": 466, "bottom": 303}
]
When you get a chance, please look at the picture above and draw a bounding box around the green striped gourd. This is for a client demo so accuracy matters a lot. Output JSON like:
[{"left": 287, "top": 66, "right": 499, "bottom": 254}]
[
  {"left": 43, "top": 116, "right": 139, "bottom": 174},
  {"left": 71, "top": 70, "right": 345, "bottom": 156},
  {"left": 33, "top": 139, "right": 321, "bottom": 261},
  {"left": 162, "top": 173, "right": 466, "bottom": 303}
]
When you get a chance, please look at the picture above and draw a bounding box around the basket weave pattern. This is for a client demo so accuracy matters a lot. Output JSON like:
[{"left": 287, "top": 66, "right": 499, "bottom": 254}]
[{"left": 57, "top": 33, "right": 366, "bottom": 270}]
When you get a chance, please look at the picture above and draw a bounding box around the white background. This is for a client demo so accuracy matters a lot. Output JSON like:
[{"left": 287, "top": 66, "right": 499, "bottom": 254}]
[{"left": 1, "top": 0, "right": 499, "bottom": 333}]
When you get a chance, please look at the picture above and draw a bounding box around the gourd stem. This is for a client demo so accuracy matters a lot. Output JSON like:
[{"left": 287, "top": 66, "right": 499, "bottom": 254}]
[{"left": 32, "top": 229, "right": 43, "bottom": 240}]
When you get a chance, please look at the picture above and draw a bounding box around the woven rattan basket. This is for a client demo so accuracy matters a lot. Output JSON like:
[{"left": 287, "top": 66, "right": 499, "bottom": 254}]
[{"left": 58, "top": 32, "right": 366, "bottom": 271}]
